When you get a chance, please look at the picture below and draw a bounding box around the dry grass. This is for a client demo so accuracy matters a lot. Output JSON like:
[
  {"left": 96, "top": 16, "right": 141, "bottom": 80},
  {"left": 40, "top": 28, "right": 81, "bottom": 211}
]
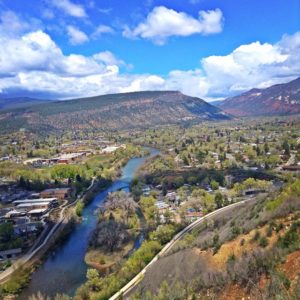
[{"left": 85, "top": 241, "right": 134, "bottom": 272}]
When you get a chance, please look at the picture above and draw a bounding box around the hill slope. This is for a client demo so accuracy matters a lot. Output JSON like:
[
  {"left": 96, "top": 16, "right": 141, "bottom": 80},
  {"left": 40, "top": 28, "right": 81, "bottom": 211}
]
[
  {"left": 0, "top": 91, "right": 230, "bottom": 133},
  {"left": 219, "top": 77, "right": 300, "bottom": 116},
  {"left": 128, "top": 180, "right": 300, "bottom": 299}
]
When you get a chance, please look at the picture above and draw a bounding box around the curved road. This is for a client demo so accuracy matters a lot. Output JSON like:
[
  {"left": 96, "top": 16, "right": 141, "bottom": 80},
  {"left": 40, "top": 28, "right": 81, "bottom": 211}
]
[
  {"left": 0, "top": 178, "right": 96, "bottom": 284},
  {"left": 110, "top": 198, "right": 254, "bottom": 300}
]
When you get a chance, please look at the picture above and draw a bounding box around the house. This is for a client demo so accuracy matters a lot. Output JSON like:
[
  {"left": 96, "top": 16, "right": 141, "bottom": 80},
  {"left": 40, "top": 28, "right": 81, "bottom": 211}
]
[
  {"left": 40, "top": 188, "right": 71, "bottom": 200},
  {"left": 282, "top": 165, "right": 300, "bottom": 172},
  {"left": 243, "top": 189, "right": 265, "bottom": 196},
  {"left": 142, "top": 186, "right": 151, "bottom": 196},
  {"left": 166, "top": 192, "right": 177, "bottom": 201},
  {"left": 155, "top": 201, "right": 169, "bottom": 212},
  {"left": 185, "top": 211, "right": 203, "bottom": 222},
  {"left": 0, "top": 248, "right": 22, "bottom": 260}
]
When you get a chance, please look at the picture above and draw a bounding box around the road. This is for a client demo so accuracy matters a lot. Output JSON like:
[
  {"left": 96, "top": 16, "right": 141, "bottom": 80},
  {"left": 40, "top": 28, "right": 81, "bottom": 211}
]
[
  {"left": 0, "top": 177, "right": 96, "bottom": 284},
  {"left": 109, "top": 198, "right": 255, "bottom": 300}
]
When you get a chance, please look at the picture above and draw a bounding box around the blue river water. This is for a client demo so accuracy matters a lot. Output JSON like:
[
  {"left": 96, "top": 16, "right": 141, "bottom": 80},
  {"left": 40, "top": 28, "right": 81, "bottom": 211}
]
[{"left": 19, "top": 147, "right": 159, "bottom": 299}]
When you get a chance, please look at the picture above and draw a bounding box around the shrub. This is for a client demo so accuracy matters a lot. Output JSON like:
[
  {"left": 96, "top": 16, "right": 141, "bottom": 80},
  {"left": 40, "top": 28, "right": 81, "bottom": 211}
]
[
  {"left": 252, "top": 230, "right": 260, "bottom": 242},
  {"left": 266, "top": 225, "right": 273, "bottom": 237},
  {"left": 259, "top": 236, "right": 268, "bottom": 248}
]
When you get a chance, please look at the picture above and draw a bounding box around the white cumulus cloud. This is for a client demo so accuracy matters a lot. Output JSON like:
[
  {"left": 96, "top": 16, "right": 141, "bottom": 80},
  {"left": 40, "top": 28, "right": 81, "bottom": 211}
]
[
  {"left": 67, "top": 25, "right": 89, "bottom": 45},
  {"left": 123, "top": 6, "right": 223, "bottom": 45},
  {"left": 201, "top": 37, "right": 297, "bottom": 97},
  {"left": 51, "top": 0, "right": 87, "bottom": 18},
  {"left": 92, "top": 25, "right": 115, "bottom": 39},
  {"left": 0, "top": 14, "right": 299, "bottom": 102}
]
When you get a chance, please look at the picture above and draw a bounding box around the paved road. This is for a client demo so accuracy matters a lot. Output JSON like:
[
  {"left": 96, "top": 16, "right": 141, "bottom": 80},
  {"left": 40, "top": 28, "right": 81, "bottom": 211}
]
[
  {"left": 0, "top": 178, "right": 96, "bottom": 283},
  {"left": 109, "top": 198, "right": 255, "bottom": 300}
]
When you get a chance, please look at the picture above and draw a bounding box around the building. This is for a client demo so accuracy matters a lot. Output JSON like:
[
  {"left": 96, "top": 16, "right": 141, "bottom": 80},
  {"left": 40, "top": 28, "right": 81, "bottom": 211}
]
[
  {"left": 185, "top": 211, "right": 203, "bottom": 222},
  {"left": 49, "top": 152, "right": 86, "bottom": 164},
  {"left": 165, "top": 192, "right": 177, "bottom": 201},
  {"left": 27, "top": 208, "right": 49, "bottom": 220},
  {"left": 0, "top": 248, "right": 22, "bottom": 260},
  {"left": 40, "top": 188, "right": 71, "bottom": 200},
  {"left": 16, "top": 202, "right": 51, "bottom": 212},
  {"left": 13, "top": 198, "right": 58, "bottom": 206},
  {"left": 155, "top": 201, "right": 169, "bottom": 212},
  {"left": 282, "top": 165, "right": 300, "bottom": 172},
  {"left": 142, "top": 186, "right": 151, "bottom": 196},
  {"left": 101, "top": 144, "right": 126, "bottom": 154}
]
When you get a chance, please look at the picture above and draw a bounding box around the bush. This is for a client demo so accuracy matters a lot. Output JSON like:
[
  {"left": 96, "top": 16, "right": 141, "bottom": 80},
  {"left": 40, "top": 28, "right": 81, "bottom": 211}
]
[
  {"left": 266, "top": 225, "right": 273, "bottom": 237},
  {"left": 252, "top": 230, "right": 260, "bottom": 242},
  {"left": 259, "top": 236, "right": 268, "bottom": 248},
  {"left": 75, "top": 201, "right": 84, "bottom": 217},
  {"left": 231, "top": 226, "right": 241, "bottom": 238}
]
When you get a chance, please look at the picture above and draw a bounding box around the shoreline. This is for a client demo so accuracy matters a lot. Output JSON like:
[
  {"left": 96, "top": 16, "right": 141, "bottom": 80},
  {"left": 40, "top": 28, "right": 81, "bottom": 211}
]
[{"left": 0, "top": 147, "right": 154, "bottom": 298}]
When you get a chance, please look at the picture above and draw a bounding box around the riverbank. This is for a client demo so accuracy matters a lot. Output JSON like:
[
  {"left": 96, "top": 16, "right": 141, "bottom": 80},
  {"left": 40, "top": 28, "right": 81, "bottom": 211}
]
[
  {"left": 15, "top": 147, "right": 159, "bottom": 299},
  {"left": 85, "top": 241, "right": 134, "bottom": 272},
  {"left": 83, "top": 197, "right": 145, "bottom": 275}
]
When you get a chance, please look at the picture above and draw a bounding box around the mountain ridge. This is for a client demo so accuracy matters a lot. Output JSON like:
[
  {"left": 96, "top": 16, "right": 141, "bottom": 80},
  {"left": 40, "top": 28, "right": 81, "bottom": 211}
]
[
  {"left": 219, "top": 77, "right": 300, "bottom": 116},
  {"left": 0, "top": 90, "right": 230, "bottom": 134},
  {"left": 0, "top": 97, "right": 53, "bottom": 110}
]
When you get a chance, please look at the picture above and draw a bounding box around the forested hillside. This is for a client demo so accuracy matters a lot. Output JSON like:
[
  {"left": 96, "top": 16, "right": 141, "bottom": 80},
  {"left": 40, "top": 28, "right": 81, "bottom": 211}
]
[{"left": 0, "top": 91, "right": 230, "bottom": 134}]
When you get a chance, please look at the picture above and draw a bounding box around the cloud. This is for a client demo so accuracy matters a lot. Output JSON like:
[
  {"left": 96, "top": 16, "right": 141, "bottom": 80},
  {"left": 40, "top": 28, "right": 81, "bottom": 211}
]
[
  {"left": 0, "top": 30, "right": 103, "bottom": 76},
  {"left": 123, "top": 6, "right": 223, "bottom": 45},
  {"left": 92, "top": 25, "right": 115, "bottom": 39},
  {"left": 0, "top": 29, "right": 161, "bottom": 98},
  {"left": 200, "top": 37, "right": 298, "bottom": 97},
  {"left": 0, "top": 10, "right": 41, "bottom": 36},
  {"left": 0, "top": 16, "right": 299, "bottom": 101},
  {"left": 42, "top": 9, "right": 55, "bottom": 20},
  {"left": 93, "top": 51, "right": 126, "bottom": 67},
  {"left": 67, "top": 25, "right": 89, "bottom": 45},
  {"left": 165, "top": 69, "right": 209, "bottom": 98},
  {"left": 51, "top": 0, "right": 87, "bottom": 18}
]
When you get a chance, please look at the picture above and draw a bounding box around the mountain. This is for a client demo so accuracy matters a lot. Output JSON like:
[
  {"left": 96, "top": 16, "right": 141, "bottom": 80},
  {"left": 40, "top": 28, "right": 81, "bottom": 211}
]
[
  {"left": 0, "top": 91, "right": 230, "bottom": 134},
  {"left": 219, "top": 77, "right": 300, "bottom": 116},
  {"left": 0, "top": 97, "right": 53, "bottom": 110}
]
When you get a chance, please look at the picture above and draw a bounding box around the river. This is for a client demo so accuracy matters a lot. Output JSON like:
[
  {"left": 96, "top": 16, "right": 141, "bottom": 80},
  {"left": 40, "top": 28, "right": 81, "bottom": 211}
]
[{"left": 19, "top": 147, "right": 159, "bottom": 299}]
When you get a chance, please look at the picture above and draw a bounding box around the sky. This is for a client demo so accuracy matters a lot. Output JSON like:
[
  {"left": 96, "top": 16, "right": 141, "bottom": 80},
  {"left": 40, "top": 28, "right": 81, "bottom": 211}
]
[{"left": 0, "top": 0, "right": 300, "bottom": 101}]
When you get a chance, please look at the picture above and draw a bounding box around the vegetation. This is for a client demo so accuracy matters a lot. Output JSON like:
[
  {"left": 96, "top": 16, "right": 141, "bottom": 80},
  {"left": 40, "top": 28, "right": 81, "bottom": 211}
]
[{"left": 0, "top": 223, "right": 23, "bottom": 251}]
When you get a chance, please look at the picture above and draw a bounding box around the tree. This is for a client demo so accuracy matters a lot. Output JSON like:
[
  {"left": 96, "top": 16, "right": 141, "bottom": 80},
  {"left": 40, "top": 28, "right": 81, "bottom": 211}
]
[
  {"left": 18, "top": 176, "right": 26, "bottom": 188},
  {"left": 210, "top": 180, "right": 219, "bottom": 190},
  {"left": 0, "top": 223, "right": 14, "bottom": 243},
  {"left": 90, "top": 220, "right": 130, "bottom": 252},
  {"left": 214, "top": 192, "right": 223, "bottom": 209},
  {"left": 149, "top": 224, "right": 176, "bottom": 244},
  {"left": 264, "top": 143, "right": 270, "bottom": 154},
  {"left": 282, "top": 140, "right": 290, "bottom": 156},
  {"left": 182, "top": 155, "right": 189, "bottom": 165}
]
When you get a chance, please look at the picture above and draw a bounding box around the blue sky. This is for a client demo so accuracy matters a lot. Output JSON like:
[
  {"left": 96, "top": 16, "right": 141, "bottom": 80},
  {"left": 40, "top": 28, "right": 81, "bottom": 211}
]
[{"left": 0, "top": 0, "right": 299, "bottom": 100}]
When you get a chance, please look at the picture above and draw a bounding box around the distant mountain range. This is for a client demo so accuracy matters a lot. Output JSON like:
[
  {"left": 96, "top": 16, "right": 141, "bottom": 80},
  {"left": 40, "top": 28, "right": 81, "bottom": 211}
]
[
  {"left": 0, "top": 91, "right": 230, "bottom": 134},
  {"left": 0, "top": 97, "right": 52, "bottom": 110},
  {"left": 219, "top": 77, "right": 300, "bottom": 116},
  {"left": 1, "top": 77, "right": 299, "bottom": 133}
]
